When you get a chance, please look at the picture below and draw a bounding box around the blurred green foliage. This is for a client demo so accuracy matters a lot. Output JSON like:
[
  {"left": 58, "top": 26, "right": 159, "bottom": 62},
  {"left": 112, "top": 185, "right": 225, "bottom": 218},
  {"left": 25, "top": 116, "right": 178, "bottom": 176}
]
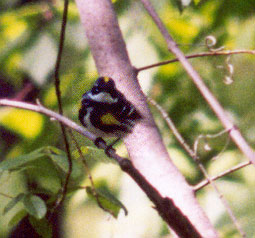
[{"left": 0, "top": 0, "right": 255, "bottom": 237}]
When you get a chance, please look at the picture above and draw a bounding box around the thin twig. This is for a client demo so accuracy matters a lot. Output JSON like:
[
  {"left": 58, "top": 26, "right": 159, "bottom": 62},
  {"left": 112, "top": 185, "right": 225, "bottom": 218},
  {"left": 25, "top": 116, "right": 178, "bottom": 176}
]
[
  {"left": 69, "top": 131, "right": 117, "bottom": 216},
  {"left": 137, "top": 50, "right": 255, "bottom": 72},
  {"left": 52, "top": 0, "right": 72, "bottom": 214},
  {"left": 195, "top": 161, "right": 252, "bottom": 191},
  {"left": 140, "top": 0, "right": 255, "bottom": 168},
  {"left": 149, "top": 98, "right": 197, "bottom": 159},
  {"left": 0, "top": 192, "right": 13, "bottom": 199},
  {"left": 69, "top": 130, "right": 95, "bottom": 188},
  {"left": 148, "top": 98, "right": 246, "bottom": 237},
  {"left": 0, "top": 99, "right": 96, "bottom": 141},
  {"left": 193, "top": 129, "right": 231, "bottom": 161}
]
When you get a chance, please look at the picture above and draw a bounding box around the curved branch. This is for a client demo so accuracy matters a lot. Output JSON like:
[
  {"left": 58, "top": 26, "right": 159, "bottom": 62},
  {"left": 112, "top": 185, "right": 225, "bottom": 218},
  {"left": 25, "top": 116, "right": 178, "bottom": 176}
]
[{"left": 0, "top": 99, "right": 96, "bottom": 141}]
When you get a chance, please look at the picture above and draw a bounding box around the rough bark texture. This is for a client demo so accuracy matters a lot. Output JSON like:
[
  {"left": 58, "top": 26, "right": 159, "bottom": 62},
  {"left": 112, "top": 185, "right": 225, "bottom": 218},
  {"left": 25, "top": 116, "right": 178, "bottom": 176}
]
[{"left": 74, "top": 0, "right": 218, "bottom": 237}]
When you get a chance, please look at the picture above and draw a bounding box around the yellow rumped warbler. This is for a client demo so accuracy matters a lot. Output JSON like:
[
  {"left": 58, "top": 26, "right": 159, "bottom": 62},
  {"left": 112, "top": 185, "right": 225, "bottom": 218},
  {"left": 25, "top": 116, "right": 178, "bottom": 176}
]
[{"left": 79, "top": 76, "right": 142, "bottom": 149}]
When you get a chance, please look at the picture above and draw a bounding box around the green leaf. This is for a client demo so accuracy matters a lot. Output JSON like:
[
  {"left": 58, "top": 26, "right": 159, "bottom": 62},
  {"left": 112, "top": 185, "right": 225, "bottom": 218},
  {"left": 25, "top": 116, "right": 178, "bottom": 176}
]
[
  {"left": 73, "top": 146, "right": 116, "bottom": 164},
  {"left": 23, "top": 194, "right": 47, "bottom": 219},
  {"left": 3, "top": 193, "right": 26, "bottom": 215},
  {"left": 43, "top": 147, "right": 68, "bottom": 172},
  {"left": 97, "top": 187, "right": 128, "bottom": 216},
  {"left": 86, "top": 186, "right": 128, "bottom": 218},
  {"left": 8, "top": 209, "right": 27, "bottom": 227},
  {"left": 44, "top": 146, "right": 84, "bottom": 181},
  {"left": 29, "top": 216, "right": 52, "bottom": 238},
  {"left": 0, "top": 148, "right": 44, "bottom": 172}
]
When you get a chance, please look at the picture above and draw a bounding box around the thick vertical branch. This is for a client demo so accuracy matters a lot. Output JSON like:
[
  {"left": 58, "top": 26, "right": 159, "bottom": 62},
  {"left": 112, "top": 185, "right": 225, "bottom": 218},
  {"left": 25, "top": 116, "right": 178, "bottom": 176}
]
[{"left": 74, "top": 0, "right": 218, "bottom": 237}]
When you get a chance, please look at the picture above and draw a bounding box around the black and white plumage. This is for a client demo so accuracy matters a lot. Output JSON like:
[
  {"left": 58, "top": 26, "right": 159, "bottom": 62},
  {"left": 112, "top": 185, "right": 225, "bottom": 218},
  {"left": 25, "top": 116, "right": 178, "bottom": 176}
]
[{"left": 79, "top": 77, "right": 142, "bottom": 139}]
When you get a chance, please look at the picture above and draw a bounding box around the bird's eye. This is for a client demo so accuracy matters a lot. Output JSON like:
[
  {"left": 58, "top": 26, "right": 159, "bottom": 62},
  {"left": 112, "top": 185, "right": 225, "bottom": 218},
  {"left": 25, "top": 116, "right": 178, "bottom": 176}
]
[{"left": 92, "top": 87, "right": 100, "bottom": 94}]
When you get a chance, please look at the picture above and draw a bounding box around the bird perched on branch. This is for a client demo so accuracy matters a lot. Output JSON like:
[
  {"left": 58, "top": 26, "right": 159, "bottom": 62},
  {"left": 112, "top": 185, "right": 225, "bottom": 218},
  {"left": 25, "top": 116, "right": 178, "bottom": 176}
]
[{"left": 79, "top": 76, "right": 142, "bottom": 150}]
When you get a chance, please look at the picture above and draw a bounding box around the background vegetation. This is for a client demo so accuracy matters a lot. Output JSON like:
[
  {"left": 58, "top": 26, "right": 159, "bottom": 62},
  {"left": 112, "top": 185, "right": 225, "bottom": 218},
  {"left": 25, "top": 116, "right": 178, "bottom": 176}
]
[{"left": 0, "top": 0, "right": 255, "bottom": 237}]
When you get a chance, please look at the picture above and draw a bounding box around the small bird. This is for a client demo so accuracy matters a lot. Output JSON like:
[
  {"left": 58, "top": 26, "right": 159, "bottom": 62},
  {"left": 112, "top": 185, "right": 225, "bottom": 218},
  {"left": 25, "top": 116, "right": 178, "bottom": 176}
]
[{"left": 79, "top": 76, "right": 142, "bottom": 149}]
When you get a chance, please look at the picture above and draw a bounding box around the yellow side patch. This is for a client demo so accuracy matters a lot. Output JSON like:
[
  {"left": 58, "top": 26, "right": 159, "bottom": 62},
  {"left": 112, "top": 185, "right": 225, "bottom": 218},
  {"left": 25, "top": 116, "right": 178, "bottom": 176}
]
[
  {"left": 101, "top": 113, "right": 120, "bottom": 125},
  {"left": 104, "top": 76, "right": 110, "bottom": 83}
]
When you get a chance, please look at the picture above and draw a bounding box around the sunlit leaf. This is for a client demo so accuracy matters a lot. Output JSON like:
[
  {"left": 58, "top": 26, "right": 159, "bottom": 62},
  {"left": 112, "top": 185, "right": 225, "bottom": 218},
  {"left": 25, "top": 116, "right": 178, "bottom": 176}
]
[
  {"left": 193, "top": 0, "right": 202, "bottom": 4},
  {"left": 4, "top": 53, "right": 22, "bottom": 78},
  {"left": 166, "top": 18, "right": 199, "bottom": 42},
  {"left": 86, "top": 185, "right": 128, "bottom": 218},
  {"left": 0, "top": 108, "right": 44, "bottom": 139},
  {"left": 0, "top": 12, "right": 27, "bottom": 40}
]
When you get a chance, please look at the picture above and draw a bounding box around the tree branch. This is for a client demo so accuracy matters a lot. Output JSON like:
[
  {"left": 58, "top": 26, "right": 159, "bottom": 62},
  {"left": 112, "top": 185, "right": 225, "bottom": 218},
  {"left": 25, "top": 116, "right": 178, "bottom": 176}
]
[
  {"left": 140, "top": 0, "right": 255, "bottom": 167},
  {"left": 137, "top": 49, "right": 255, "bottom": 72},
  {"left": 194, "top": 161, "right": 252, "bottom": 191}
]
